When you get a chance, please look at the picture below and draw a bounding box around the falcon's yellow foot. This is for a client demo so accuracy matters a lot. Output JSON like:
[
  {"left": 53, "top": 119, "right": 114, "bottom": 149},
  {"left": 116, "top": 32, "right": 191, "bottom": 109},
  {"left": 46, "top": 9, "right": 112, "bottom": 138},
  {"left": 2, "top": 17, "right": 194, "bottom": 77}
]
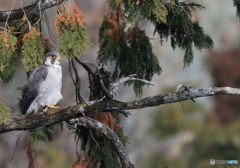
[{"left": 43, "top": 106, "right": 60, "bottom": 112}]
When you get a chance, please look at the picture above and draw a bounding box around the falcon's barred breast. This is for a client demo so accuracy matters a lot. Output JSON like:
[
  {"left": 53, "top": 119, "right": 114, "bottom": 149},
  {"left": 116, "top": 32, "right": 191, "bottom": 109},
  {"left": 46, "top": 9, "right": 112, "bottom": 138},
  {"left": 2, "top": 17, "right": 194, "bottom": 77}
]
[{"left": 22, "top": 52, "right": 62, "bottom": 114}]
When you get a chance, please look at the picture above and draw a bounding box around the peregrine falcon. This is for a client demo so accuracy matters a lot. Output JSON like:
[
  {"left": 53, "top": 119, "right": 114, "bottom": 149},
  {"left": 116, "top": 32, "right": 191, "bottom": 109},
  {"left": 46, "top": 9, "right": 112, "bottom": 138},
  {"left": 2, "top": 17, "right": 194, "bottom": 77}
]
[{"left": 22, "top": 51, "right": 62, "bottom": 114}]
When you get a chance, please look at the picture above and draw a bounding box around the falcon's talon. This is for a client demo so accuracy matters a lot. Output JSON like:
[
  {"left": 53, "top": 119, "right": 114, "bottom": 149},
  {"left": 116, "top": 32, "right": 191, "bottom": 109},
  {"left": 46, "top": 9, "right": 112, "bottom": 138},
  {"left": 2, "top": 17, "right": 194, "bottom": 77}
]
[
  {"left": 44, "top": 106, "right": 60, "bottom": 112},
  {"left": 49, "top": 106, "right": 60, "bottom": 109}
]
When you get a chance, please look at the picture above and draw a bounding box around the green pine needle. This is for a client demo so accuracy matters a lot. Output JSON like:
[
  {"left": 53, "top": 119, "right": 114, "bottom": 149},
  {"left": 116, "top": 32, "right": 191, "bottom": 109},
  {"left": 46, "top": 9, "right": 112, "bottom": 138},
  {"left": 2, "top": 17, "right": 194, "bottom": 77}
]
[
  {"left": 29, "top": 128, "right": 53, "bottom": 144},
  {"left": 152, "top": 2, "right": 213, "bottom": 67}
]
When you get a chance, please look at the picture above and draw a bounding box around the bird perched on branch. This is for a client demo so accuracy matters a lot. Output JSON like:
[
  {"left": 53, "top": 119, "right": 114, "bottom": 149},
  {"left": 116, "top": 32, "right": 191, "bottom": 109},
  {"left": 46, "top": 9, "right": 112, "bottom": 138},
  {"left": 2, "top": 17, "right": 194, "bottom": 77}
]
[{"left": 22, "top": 51, "right": 62, "bottom": 114}]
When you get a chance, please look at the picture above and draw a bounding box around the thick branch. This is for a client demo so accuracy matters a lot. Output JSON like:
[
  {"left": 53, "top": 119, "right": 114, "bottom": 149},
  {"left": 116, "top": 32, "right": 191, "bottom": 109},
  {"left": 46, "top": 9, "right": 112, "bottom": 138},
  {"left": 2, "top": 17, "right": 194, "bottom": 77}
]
[
  {"left": 70, "top": 117, "right": 131, "bottom": 168},
  {"left": 1, "top": 86, "right": 240, "bottom": 134},
  {"left": 0, "top": 0, "right": 64, "bottom": 22}
]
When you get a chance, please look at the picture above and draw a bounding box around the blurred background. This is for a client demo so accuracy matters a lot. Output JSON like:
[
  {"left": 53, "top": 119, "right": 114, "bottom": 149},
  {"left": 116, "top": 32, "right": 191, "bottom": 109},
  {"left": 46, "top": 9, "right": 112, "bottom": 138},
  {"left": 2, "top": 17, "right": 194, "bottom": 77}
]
[{"left": 1, "top": 0, "right": 240, "bottom": 168}]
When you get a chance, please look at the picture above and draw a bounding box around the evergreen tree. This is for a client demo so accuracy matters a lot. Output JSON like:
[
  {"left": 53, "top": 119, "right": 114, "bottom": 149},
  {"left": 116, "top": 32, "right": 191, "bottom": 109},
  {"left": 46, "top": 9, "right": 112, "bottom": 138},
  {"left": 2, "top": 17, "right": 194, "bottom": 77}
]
[{"left": 0, "top": 0, "right": 240, "bottom": 167}]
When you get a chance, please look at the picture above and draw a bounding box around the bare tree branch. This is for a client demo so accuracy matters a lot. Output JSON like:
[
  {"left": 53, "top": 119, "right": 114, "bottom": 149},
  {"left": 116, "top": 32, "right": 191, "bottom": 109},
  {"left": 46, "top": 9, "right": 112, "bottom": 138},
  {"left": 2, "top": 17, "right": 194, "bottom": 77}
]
[
  {"left": 70, "top": 117, "right": 131, "bottom": 168},
  {"left": 110, "top": 74, "right": 155, "bottom": 99},
  {"left": 1, "top": 86, "right": 240, "bottom": 134},
  {"left": 0, "top": 0, "right": 64, "bottom": 22}
]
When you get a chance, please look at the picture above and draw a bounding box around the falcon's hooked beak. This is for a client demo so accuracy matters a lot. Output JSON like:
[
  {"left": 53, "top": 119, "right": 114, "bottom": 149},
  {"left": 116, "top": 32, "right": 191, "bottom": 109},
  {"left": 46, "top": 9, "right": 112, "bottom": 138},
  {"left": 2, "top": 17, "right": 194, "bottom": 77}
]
[
  {"left": 55, "top": 56, "right": 61, "bottom": 61},
  {"left": 52, "top": 55, "right": 61, "bottom": 61}
]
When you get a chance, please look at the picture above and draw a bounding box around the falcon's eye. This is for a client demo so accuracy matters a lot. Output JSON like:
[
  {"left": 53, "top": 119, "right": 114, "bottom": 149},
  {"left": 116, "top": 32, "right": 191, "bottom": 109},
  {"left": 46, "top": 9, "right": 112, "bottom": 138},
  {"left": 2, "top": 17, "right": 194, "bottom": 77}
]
[{"left": 51, "top": 55, "right": 56, "bottom": 59}]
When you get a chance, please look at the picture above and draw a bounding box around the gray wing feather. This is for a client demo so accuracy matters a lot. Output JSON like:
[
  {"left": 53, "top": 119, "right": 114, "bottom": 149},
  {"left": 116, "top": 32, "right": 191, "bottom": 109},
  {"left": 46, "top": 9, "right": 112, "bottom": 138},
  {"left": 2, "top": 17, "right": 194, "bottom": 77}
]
[{"left": 22, "top": 65, "right": 48, "bottom": 114}]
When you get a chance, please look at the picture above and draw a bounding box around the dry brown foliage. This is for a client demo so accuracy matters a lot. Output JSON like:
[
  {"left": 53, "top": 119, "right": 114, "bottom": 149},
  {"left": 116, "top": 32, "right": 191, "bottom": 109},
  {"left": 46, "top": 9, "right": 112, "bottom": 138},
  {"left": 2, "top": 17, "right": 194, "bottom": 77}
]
[
  {"left": 136, "top": 0, "right": 140, "bottom": 5},
  {"left": 22, "top": 27, "right": 41, "bottom": 42},
  {"left": 91, "top": 112, "right": 120, "bottom": 135},
  {"left": 42, "top": 36, "right": 52, "bottom": 54},
  {"left": 0, "top": 31, "right": 10, "bottom": 49},
  {"left": 16, "top": 29, "right": 29, "bottom": 50},
  {"left": 126, "top": 27, "right": 147, "bottom": 40},
  {"left": 24, "top": 142, "right": 35, "bottom": 168},
  {"left": 72, "top": 153, "right": 101, "bottom": 168},
  {"left": 22, "top": 14, "right": 27, "bottom": 21},
  {"left": 105, "top": 8, "right": 125, "bottom": 43},
  {"left": 54, "top": 1, "right": 85, "bottom": 33}
]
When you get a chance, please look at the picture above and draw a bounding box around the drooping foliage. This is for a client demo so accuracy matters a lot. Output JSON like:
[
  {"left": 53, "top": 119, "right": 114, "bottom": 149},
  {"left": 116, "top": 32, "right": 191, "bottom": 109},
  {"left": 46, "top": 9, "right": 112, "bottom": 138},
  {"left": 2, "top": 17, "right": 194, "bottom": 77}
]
[
  {"left": 98, "top": 7, "right": 161, "bottom": 96},
  {"left": 233, "top": 0, "right": 240, "bottom": 19},
  {"left": 98, "top": 0, "right": 213, "bottom": 96},
  {"left": 121, "top": 0, "right": 168, "bottom": 26},
  {"left": 94, "top": 141, "right": 121, "bottom": 168},
  {"left": 29, "top": 128, "right": 53, "bottom": 144},
  {"left": 0, "top": 31, "right": 17, "bottom": 83},
  {"left": 54, "top": 1, "right": 91, "bottom": 59},
  {"left": 0, "top": 100, "right": 11, "bottom": 125},
  {"left": 152, "top": 2, "right": 214, "bottom": 67},
  {"left": 21, "top": 27, "right": 45, "bottom": 72}
]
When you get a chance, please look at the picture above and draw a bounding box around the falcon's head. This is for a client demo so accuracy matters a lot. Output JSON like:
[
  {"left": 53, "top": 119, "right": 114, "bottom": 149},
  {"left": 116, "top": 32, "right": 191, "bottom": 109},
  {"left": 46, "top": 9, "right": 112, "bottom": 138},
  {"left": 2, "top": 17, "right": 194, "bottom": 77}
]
[{"left": 45, "top": 52, "right": 61, "bottom": 66}]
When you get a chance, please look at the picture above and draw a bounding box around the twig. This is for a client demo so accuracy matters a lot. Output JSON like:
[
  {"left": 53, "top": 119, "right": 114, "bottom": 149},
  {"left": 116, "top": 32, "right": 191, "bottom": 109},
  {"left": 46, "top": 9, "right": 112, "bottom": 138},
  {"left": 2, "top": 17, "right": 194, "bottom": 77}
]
[
  {"left": 99, "top": 79, "right": 112, "bottom": 100},
  {"left": 175, "top": 84, "right": 195, "bottom": 105},
  {"left": 68, "top": 60, "right": 75, "bottom": 86},
  {"left": 43, "top": 12, "right": 57, "bottom": 44},
  {"left": 74, "top": 57, "right": 112, "bottom": 100},
  {"left": 104, "top": 107, "right": 132, "bottom": 117},
  {"left": 175, "top": 0, "right": 191, "bottom": 18},
  {"left": 88, "top": 72, "right": 93, "bottom": 98},
  {"left": 21, "top": 0, "right": 31, "bottom": 30},
  {"left": 4, "top": 0, "right": 17, "bottom": 30},
  {"left": 89, "top": 130, "right": 100, "bottom": 149},
  {"left": 34, "top": 0, "right": 42, "bottom": 25},
  {"left": 0, "top": 26, "right": 7, "bottom": 31},
  {"left": 5, "top": 131, "right": 24, "bottom": 165},
  {"left": 24, "top": 140, "right": 35, "bottom": 168},
  {"left": 110, "top": 74, "right": 155, "bottom": 99},
  {"left": 71, "top": 59, "right": 85, "bottom": 103},
  {"left": 74, "top": 57, "right": 95, "bottom": 76},
  {"left": 68, "top": 60, "right": 84, "bottom": 104}
]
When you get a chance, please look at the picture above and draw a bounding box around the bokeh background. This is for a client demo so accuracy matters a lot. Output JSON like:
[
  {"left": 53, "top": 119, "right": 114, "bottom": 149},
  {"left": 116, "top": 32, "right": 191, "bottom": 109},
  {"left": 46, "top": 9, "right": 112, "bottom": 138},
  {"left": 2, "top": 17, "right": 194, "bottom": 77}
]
[{"left": 1, "top": 0, "right": 240, "bottom": 168}]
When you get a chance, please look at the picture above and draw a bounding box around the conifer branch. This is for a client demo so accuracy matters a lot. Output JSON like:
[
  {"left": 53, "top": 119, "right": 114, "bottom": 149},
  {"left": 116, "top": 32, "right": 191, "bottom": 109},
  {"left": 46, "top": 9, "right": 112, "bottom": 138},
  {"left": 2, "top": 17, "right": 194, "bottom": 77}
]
[
  {"left": 0, "top": 0, "right": 64, "bottom": 22},
  {"left": 1, "top": 86, "right": 240, "bottom": 134}
]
